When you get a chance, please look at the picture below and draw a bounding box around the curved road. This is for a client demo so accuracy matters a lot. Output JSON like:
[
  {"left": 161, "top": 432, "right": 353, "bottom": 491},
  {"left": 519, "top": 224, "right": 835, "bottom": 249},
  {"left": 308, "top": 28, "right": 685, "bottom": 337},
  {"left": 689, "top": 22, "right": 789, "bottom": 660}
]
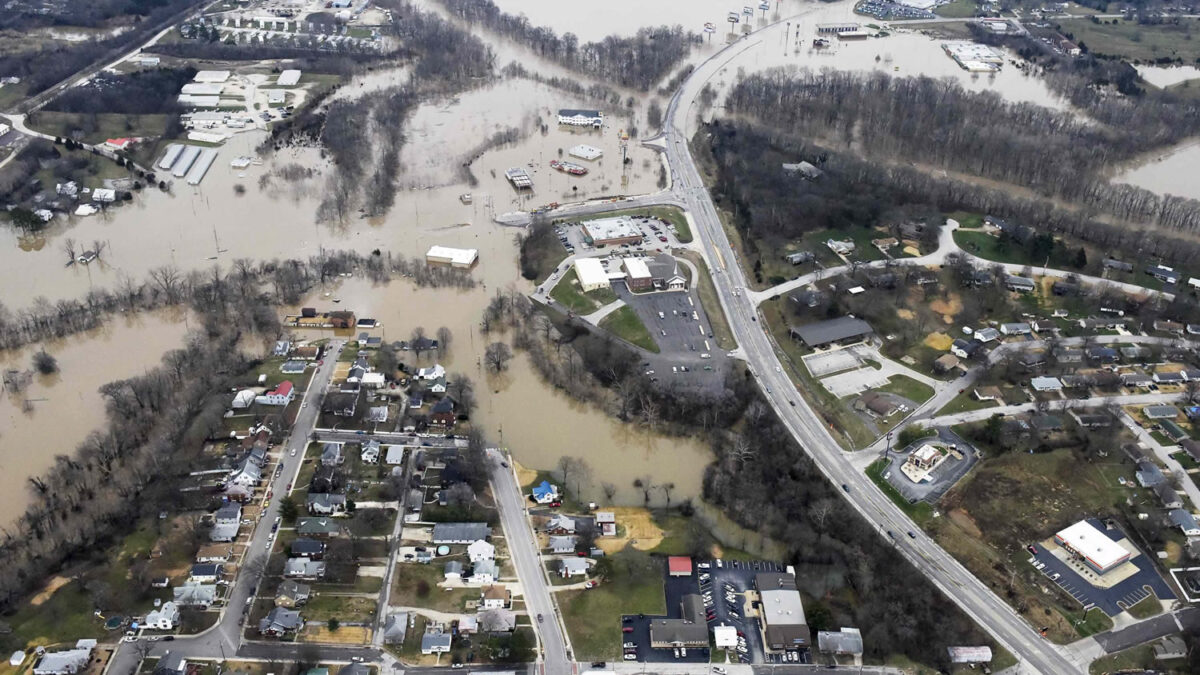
[{"left": 646, "top": 12, "right": 1084, "bottom": 675}]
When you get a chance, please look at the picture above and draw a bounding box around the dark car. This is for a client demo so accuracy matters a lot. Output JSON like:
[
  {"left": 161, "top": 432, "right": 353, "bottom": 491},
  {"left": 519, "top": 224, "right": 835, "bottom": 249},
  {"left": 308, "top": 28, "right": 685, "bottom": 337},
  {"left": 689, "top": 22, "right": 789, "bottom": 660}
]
[
  {"left": 841, "top": 484, "right": 849, "bottom": 493},
  {"left": 907, "top": 531, "right": 917, "bottom": 539}
]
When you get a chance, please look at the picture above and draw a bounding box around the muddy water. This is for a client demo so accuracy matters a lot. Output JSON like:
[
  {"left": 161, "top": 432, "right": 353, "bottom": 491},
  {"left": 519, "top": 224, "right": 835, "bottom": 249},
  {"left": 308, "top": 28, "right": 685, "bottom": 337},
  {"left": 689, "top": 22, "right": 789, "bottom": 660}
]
[
  {"left": 490, "top": 0, "right": 795, "bottom": 42},
  {"left": 1136, "top": 64, "right": 1200, "bottom": 88},
  {"left": 1115, "top": 140, "right": 1200, "bottom": 201},
  {"left": 0, "top": 312, "right": 189, "bottom": 523},
  {"left": 291, "top": 276, "right": 712, "bottom": 506}
]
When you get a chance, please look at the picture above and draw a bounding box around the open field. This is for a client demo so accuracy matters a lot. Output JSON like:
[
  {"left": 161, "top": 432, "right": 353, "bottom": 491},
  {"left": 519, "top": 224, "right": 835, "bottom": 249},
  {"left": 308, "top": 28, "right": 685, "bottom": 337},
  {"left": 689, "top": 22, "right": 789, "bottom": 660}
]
[
  {"left": 934, "top": 0, "right": 979, "bottom": 18},
  {"left": 936, "top": 391, "right": 998, "bottom": 416},
  {"left": 559, "top": 550, "right": 665, "bottom": 660},
  {"left": 390, "top": 561, "right": 474, "bottom": 613},
  {"left": 876, "top": 374, "right": 934, "bottom": 403},
  {"left": 26, "top": 112, "right": 171, "bottom": 146},
  {"left": 1058, "top": 17, "right": 1200, "bottom": 63},
  {"left": 598, "top": 305, "right": 659, "bottom": 353}
]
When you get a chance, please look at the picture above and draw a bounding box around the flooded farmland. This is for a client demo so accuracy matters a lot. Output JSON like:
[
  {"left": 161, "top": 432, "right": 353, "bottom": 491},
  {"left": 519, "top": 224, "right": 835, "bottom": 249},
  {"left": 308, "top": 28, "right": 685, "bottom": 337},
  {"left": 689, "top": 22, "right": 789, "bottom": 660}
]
[{"left": 1115, "top": 140, "right": 1200, "bottom": 202}]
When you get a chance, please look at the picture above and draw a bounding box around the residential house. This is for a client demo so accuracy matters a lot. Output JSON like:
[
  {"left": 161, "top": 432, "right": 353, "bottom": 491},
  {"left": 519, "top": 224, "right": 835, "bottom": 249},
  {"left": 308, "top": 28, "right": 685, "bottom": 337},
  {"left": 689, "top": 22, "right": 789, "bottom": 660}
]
[
  {"left": 1136, "top": 461, "right": 1166, "bottom": 488},
  {"left": 1019, "top": 352, "right": 1046, "bottom": 371},
  {"left": 1147, "top": 264, "right": 1180, "bottom": 285},
  {"left": 480, "top": 584, "right": 509, "bottom": 609},
  {"left": 973, "top": 386, "right": 1003, "bottom": 402},
  {"left": 259, "top": 607, "right": 304, "bottom": 636},
  {"left": 1031, "top": 414, "right": 1063, "bottom": 432},
  {"left": 785, "top": 251, "right": 814, "bottom": 265},
  {"left": 1154, "top": 320, "right": 1185, "bottom": 335},
  {"left": 1122, "top": 373, "right": 1154, "bottom": 389},
  {"left": 232, "top": 389, "right": 256, "bottom": 409},
  {"left": 1070, "top": 411, "right": 1111, "bottom": 428},
  {"left": 361, "top": 440, "right": 381, "bottom": 465},
  {"left": 223, "top": 484, "right": 253, "bottom": 503},
  {"left": 320, "top": 442, "right": 345, "bottom": 466},
  {"left": 478, "top": 608, "right": 518, "bottom": 634},
  {"left": 328, "top": 311, "right": 355, "bottom": 329},
  {"left": 559, "top": 558, "right": 590, "bottom": 577},
  {"left": 1004, "top": 275, "right": 1036, "bottom": 292},
  {"left": 143, "top": 601, "right": 180, "bottom": 630},
  {"left": 469, "top": 559, "right": 498, "bottom": 584},
  {"left": 932, "top": 353, "right": 960, "bottom": 374},
  {"left": 292, "top": 345, "right": 320, "bottom": 360},
  {"left": 1086, "top": 346, "right": 1119, "bottom": 363},
  {"left": 1182, "top": 439, "right": 1200, "bottom": 463},
  {"left": 1061, "top": 375, "right": 1093, "bottom": 390},
  {"left": 32, "top": 642, "right": 95, "bottom": 675},
  {"left": 275, "top": 579, "right": 312, "bottom": 608},
  {"left": 256, "top": 381, "right": 295, "bottom": 406},
  {"left": 416, "top": 364, "right": 446, "bottom": 381},
  {"left": 432, "top": 522, "right": 489, "bottom": 544},
  {"left": 467, "top": 539, "right": 496, "bottom": 563},
  {"left": 1051, "top": 282, "right": 1079, "bottom": 296},
  {"left": 595, "top": 511, "right": 617, "bottom": 537},
  {"left": 281, "top": 360, "right": 307, "bottom": 374},
  {"left": 153, "top": 653, "right": 187, "bottom": 675},
  {"left": 443, "top": 561, "right": 463, "bottom": 582},
  {"left": 387, "top": 445, "right": 406, "bottom": 465},
  {"left": 307, "top": 493, "right": 347, "bottom": 516},
  {"left": 817, "top": 627, "right": 864, "bottom": 657},
  {"left": 214, "top": 503, "right": 241, "bottom": 526},
  {"left": 951, "top": 339, "right": 982, "bottom": 359},
  {"left": 291, "top": 538, "right": 325, "bottom": 559},
  {"left": 1169, "top": 508, "right": 1200, "bottom": 536},
  {"left": 1000, "top": 323, "right": 1031, "bottom": 336},
  {"left": 408, "top": 391, "right": 424, "bottom": 409},
  {"left": 1161, "top": 419, "right": 1189, "bottom": 443},
  {"left": 548, "top": 535, "right": 577, "bottom": 554},
  {"left": 1144, "top": 405, "right": 1180, "bottom": 420},
  {"left": 284, "top": 558, "right": 326, "bottom": 579},
  {"left": 420, "top": 630, "right": 452, "bottom": 655},
  {"left": 297, "top": 517, "right": 344, "bottom": 537},
  {"left": 1103, "top": 258, "right": 1134, "bottom": 273},
  {"left": 196, "top": 544, "right": 233, "bottom": 563},
  {"left": 1030, "top": 376, "right": 1063, "bottom": 392},
  {"left": 189, "top": 563, "right": 222, "bottom": 583},
  {"left": 173, "top": 583, "right": 217, "bottom": 608},
  {"left": 1032, "top": 320, "right": 1057, "bottom": 335},
  {"left": 323, "top": 390, "right": 360, "bottom": 417},
  {"left": 1157, "top": 484, "right": 1184, "bottom": 510},
  {"left": 227, "top": 458, "right": 263, "bottom": 489},
  {"left": 826, "top": 239, "right": 855, "bottom": 255},
  {"left": 546, "top": 515, "right": 576, "bottom": 535},
  {"left": 430, "top": 398, "right": 456, "bottom": 427},
  {"left": 382, "top": 613, "right": 408, "bottom": 644},
  {"left": 1079, "top": 318, "right": 1125, "bottom": 332},
  {"left": 429, "top": 376, "right": 448, "bottom": 394},
  {"left": 531, "top": 480, "right": 559, "bottom": 505},
  {"left": 1153, "top": 371, "right": 1186, "bottom": 385},
  {"left": 1058, "top": 348, "right": 1084, "bottom": 364},
  {"left": 975, "top": 327, "right": 1001, "bottom": 343},
  {"left": 856, "top": 392, "right": 897, "bottom": 418}
]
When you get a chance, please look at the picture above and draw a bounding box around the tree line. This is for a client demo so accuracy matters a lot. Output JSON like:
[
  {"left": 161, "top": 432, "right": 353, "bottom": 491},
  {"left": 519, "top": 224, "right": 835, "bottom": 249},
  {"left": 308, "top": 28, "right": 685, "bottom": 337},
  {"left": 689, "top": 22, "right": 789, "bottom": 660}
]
[
  {"left": 44, "top": 67, "right": 196, "bottom": 116},
  {"left": 436, "top": 0, "right": 698, "bottom": 91}
]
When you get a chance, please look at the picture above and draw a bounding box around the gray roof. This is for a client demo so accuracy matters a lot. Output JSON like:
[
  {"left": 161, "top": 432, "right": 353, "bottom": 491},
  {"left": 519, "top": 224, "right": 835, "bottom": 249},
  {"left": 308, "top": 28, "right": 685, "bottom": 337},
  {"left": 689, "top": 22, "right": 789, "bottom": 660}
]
[
  {"left": 421, "top": 632, "right": 452, "bottom": 651},
  {"left": 307, "top": 493, "right": 347, "bottom": 511},
  {"left": 444, "top": 561, "right": 464, "bottom": 576},
  {"left": 297, "top": 517, "right": 343, "bottom": 536},
  {"left": 790, "top": 317, "right": 873, "bottom": 347},
  {"left": 260, "top": 607, "right": 303, "bottom": 633},
  {"left": 210, "top": 521, "right": 239, "bottom": 542},
  {"left": 432, "top": 522, "right": 489, "bottom": 543},
  {"left": 548, "top": 535, "right": 577, "bottom": 551},
  {"left": 818, "top": 628, "right": 864, "bottom": 655},
  {"left": 215, "top": 503, "right": 241, "bottom": 522},
  {"left": 1169, "top": 508, "right": 1198, "bottom": 531},
  {"left": 560, "top": 558, "right": 589, "bottom": 574},
  {"left": 173, "top": 583, "right": 217, "bottom": 605},
  {"left": 284, "top": 558, "right": 326, "bottom": 577},
  {"left": 277, "top": 579, "right": 311, "bottom": 601},
  {"left": 383, "top": 613, "right": 409, "bottom": 643}
]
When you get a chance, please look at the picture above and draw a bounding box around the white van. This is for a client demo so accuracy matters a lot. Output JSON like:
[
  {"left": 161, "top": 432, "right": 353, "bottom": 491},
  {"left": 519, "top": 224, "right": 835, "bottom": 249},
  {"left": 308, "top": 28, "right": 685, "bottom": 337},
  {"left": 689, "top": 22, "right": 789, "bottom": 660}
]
[{"left": 700, "top": 353, "right": 711, "bottom": 359}]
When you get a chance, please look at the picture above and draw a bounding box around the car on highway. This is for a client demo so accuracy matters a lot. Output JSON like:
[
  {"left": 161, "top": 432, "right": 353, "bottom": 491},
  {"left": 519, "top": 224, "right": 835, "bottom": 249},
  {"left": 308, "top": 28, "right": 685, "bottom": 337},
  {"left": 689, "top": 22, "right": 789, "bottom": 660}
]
[
  {"left": 841, "top": 484, "right": 849, "bottom": 493},
  {"left": 538, "top": 614, "right": 544, "bottom": 623},
  {"left": 351, "top": 657, "right": 364, "bottom": 663},
  {"left": 908, "top": 531, "right": 917, "bottom": 539}
]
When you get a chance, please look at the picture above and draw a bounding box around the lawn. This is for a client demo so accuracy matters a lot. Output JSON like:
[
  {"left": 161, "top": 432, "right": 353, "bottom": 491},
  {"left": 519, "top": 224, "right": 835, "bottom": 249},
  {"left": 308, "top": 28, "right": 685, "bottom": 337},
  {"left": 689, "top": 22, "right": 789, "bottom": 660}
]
[
  {"left": 2, "top": 580, "right": 106, "bottom": 648},
  {"left": 875, "top": 374, "right": 934, "bottom": 404},
  {"left": 1088, "top": 643, "right": 1189, "bottom": 675},
  {"left": 953, "top": 230, "right": 1041, "bottom": 267},
  {"left": 1057, "top": 17, "right": 1200, "bottom": 63},
  {"left": 302, "top": 594, "right": 378, "bottom": 623},
  {"left": 598, "top": 306, "right": 659, "bottom": 353},
  {"left": 549, "top": 268, "right": 616, "bottom": 314},
  {"left": 1172, "top": 451, "right": 1199, "bottom": 470},
  {"left": 934, "top": 0, "right": 979, "bottom": 17},
  {"left": 390, "top": 562, "right": 474, "bottom": 613},
  {"left": 1126, "top": 594, "right": 1162, "bottom": 619},
  {"left": 677, "top": 251, "right": 736, "bottom": 351},
  {"left": 865, "top": 459, "right": 934, "bottom": 524},
  {"left": 25, "top": 112, "right": 172, "bottom": 146},
  {"left": 559, "top": 550, "right": 666, "bottom": 660},
  {"left": 936, "top": 390, "right": 998, "bottom": 416}
]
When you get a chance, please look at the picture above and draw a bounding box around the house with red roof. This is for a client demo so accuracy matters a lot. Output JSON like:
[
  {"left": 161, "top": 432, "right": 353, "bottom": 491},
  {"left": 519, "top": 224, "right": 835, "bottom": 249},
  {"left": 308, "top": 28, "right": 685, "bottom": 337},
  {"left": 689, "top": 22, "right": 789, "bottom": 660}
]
[
  {"left": 105, "top": 137, "right": 136, "bottom": 151},
  {"left": 256, "top": 380, "right": 295, "bottom": 406},
  {"left": 668, "top": 556, "right": 693, "bottom": 577}
]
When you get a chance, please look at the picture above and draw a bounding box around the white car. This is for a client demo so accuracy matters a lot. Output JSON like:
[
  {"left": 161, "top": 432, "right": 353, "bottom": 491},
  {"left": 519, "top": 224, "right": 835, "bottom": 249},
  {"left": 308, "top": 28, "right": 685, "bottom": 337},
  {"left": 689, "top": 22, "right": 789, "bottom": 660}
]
[
  {"left": 623, "top": 654, "right": 637, "bottom": 661},
  {"left": 290, "top": 449, "right": 296, "bottom": 456}
]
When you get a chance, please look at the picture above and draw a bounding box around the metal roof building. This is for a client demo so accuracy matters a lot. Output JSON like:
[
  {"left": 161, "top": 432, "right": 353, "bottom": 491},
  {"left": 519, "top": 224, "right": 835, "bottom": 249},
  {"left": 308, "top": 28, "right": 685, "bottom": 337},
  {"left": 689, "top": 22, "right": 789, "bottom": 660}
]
[
  {"left": 788, "top": 317, "right": 873, "bottom": 348},
  {"left": 573, "top": 257, "right": 610, "bottom": 292}
]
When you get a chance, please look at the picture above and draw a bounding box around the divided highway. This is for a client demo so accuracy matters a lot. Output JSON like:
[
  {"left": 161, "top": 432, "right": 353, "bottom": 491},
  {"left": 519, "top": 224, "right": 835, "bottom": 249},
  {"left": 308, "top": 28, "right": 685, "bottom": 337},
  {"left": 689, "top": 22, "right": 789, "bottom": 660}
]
[{"left": 652, "top": 22, "right": 1084, "bottom": 675}]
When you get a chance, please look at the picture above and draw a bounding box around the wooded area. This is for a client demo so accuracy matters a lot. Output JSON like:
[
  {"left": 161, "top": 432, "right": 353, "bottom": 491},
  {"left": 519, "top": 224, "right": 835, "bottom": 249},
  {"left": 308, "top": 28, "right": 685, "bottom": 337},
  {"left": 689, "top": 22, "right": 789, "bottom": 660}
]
[{"left": 45, "top": 67, "right": 195, "bottom": 115}]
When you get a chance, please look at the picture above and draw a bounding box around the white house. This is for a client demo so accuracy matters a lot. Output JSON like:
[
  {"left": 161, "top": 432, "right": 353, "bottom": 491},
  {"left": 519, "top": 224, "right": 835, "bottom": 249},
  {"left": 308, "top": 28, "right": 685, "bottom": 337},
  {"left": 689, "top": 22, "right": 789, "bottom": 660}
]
[
  {"left": 255, "top": 380, "right": 295, "bottom": 406},
  {"left": 557, "top": 108, "right": 603, "bottom": 127},
  {"left": 385, "top": 445, "right": 406, "bottom": 465},
  {"left": 361, "top": 372, "right": 386, "bottom": 388},
  {"left": 362, "top": 440, "right": 381, "bottom": 464},
  {"left": 1030, "top": 376, "right": 1063, "bottom": 392},
  {"left": 416, "top": 364, "right": 445, "bottom": 381},
  {"left": 480, "top": 584, "right": 508, "bottom": 609},
  {"left": 469, "top": 559, "right": 498, "bottom": 584},
  {"left": 143, "top": 601, "right": 180, "bottom": 630},
  {"left": 231, "top": 389, "right": 255, "bottom": 409},
  {"left": 467, "top": 539, "right": 495, "bottom": 563}
]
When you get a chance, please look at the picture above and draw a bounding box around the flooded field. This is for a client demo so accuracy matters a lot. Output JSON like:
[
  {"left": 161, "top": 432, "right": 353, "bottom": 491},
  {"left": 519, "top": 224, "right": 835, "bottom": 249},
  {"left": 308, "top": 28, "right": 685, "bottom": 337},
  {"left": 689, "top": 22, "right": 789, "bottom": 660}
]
[
  {"left": 489, "top": 0, "right": 788, "bottom": 41},
  {"left": 0, "top": 312, "right": 189, "bottom": 523},
  {"left": 1136, "top": 64, "right": 1200, "bottom": 88},
  {"left": 1115, "top": 139, "right": 1200, "bottom": 201},
  {"left": 291, "top": 276, "right": 712, "bottom": 506}
]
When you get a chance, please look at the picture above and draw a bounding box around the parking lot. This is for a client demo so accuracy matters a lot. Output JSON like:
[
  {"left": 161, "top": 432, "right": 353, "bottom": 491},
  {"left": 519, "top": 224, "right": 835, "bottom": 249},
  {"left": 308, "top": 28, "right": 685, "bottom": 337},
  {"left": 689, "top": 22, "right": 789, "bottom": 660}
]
[
  {"left": 1028, "top": 522, "right": 1176, "bottom": 617},
  {"left": 881, "top": 428, "right": 979, "bottom": 504},
  {"left": 621, "top": 558, "right": 808, "bottom": 665},
  {"left": 554, "top": 214, "right": 683, "bottom": 256}
]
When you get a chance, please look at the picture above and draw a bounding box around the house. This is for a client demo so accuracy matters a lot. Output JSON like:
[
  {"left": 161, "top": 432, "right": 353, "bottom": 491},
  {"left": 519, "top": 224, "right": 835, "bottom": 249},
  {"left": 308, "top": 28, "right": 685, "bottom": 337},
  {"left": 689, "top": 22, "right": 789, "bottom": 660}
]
[
  {"left": 1052, "top": 282, "right": 1080, "bottom": 296},
  {"left": 557, "top": 109, "right": 603, "bottom": 127},
  {"left": 1153, "top": 371, "right": 1186, "bottom": 385},
  {"left": 281, "top": 360, "right": 306, "bottom": 374},
  {"left": 1161, "top": 419, "right": 1189, "bottom": 442},
  {"left": 297, "top": 517, "right": 344, "bottom": 537},
  {"left": 974, "top": 327, "right": 1001, "bottom": 343},
  {"left": 32, "top": 642, "right": 95, "bottom": 675},
  {"left": 951, "top": 339, "right": 982, "bottom": 359},
  {"left": 1004, "top": 275, "right": 1036, "bottom": 292},
  {"left": 387, "top": 445, "right": 406, "bottom": 465},
  {"left": 1147, "top": 264, "right": 1180, "bottom": 284},
  {"left": 189, "top": 563, "right": 223, "bottom": 583},
  {"left": 154, "top": 653, "right": 187, "bottom": 675},
  {"left": 231, "top": 389, "right": 256, "bottom": 409},
  {"left": 284, "top": 558, "right": 326, "bottom": 579},
  {"left": 224, "top": 484, "right": 253, "bottom": 503},
  {"left": 785, "top": 251, "right": 814, "bottom": 265},
  {"left": 788, "top": 317, "right": 873, "bottom": 349},
  {"left": 307, "top": 493, "right": 347, "bottom": 516},
  {"left": 420, "top": 630, "right": 453, "bottom": 655},
  {"left": 292, "top": 345, "right": 320, "bottom": 360},
  {"left": 430, "top": 398, "right": 456, "bottom": 427},
  {"left": 548, "top": 535, "right": 577, "bottom": 554},
  {"left": 291, "top": 538, "right": 325, "bottom": 559},
  {"left": 382, "top": 613, "right": 408, "bottom": 644},
  {"left": 432, "top": 522, "right": 489, "bottom": 544},
  {"left": 932, "top": 353, "right": 960, "bottom": 374},
  {"left": 256, "top": 381, "right": 295, "bottom": 406},
  {"left": 478, "top": 608, "right": 518, "bottom": 633},
  {"left": 1070, "top": 411, "right": 1111, "bottom": 428},
  {"left": 1019, "top": 351, "right": 1046, "bottom": 370},
  {"left": 275, "top": 579, "right": 312, "bottom": 608},
  {"left": 196, "top": 544, "right": 233, "bottom": 563},
  {"left": 329, "top": 310, "right": 356, "bottom": 328},
  {"left": 443, "top": 561, "right": 464, "bottom": 582},
  {"left": 259, "top": 607, "right": 304, "bottom": 636},
  {"left": 856, "top": 391, "right": 897, "bottom": 418},
  {"left": 408, "top": 391, "right": 424, "bottom": 409},
  {"left": 1031, "top": 414, "right": 1063, "bottom": 432},
  {"left": 105, "top": 137, "right": 136, "bottom": 151},
  {"left": 361, "top": 440, "right": 381, "bottom": 465},
  {"left": 1000, "top": 322, "right": 1031, "bottom": 336},
  {"left": 1182, "top": 439, "right": 1200, "bottom": 463},
  {"left": 416, "top": 364, "right": 446, "bottom": 380},
  {"left": 559, "top": 558, "right": 590, "bottom": 577},
  {"left": 1154, "top": 320, "right": 1185, "bottom": 335},
  {"left": 668, "top": 556, "right": 693, "bottom": 577},
  {"left": 818, "top": 627, "right": 864, "bottom": 656},
  {"left": 1103, "top": 258, "right": 1134, "bottom": 273},
  {"left": 468, "top": 539, "right": 496, "bottom": 563},
  {"left": 1156, "top": 483, "right": 1184, "bottom": 510},
  {"left": 1060, "top": 375, "right": 1093, "bottom": 389},
  {"left": 1059, "top": 348, "right": 1083, "bottom": 363},
  {"left": 546, "top": 514, "right": 576, "bottom": 535},
  {"left": 1122, "top": 373, "right": 1154, "bottom": 389},
  {"left": 1030, "top": 376, "right": 1062, "bottom": 392},
  {"left": 320, "top": 442, "right": 345, "bottom": 466},
  {"left": 595, "top": 511, "right": 616, "bottom": 536},
  {"left": 173, "top": 583, "right": 217, "bottom": 608},
  {"left": 361, "top": 372, "right": 386, "bottom": 388},
  {"left": 826, "top": 239, "right": 855, "bottom": 255},
  {"left": 973, "top": 386, "right": 1003, "bottom": 402},
  {"left": 227, "top": 458, "right": 262, "bottom": 488},
  {"left": 1086, "top": 346, "right": 1119, "bottom": 363},
  {"left": 323, "top": 390, "right": 360, "bottom": 417},
  {"left": 1143, "top": 405, "right": 1180, "bottom": 420},
  {"left": 143, "top": 601, "right": 180, "bottom": 630},
  {"left": 1136, "top": 461, "right": 1166, "bottom": 488},
  {"left": 1032, "top": 320, "right": 1057, "bottom": 334},
  {"left": 1168, "top": 509, "right": 1200, "bottom": 536},
  {"left": 531, "top": 480, "right": 559, "bottom": 505},
  {"left": 150, "top": 577, "right": 169, "bottom": 588},
  {"left": 214, "top": 503, "right": 241, "bottom": 526},
  {"left": 469, "top": 559, "right": 498, "bottom": 584}
]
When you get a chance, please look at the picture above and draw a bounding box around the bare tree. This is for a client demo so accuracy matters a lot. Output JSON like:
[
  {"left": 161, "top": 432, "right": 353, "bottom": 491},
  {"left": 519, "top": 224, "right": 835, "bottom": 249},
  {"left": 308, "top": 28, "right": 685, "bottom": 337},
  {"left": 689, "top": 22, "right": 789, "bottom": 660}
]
[
  {"left": 484, "top": 342, "right": 512, "bottom": 372},
  {"left": 633, "top": 475, "right": 654, "bottom": 505},
  {"left": 601, "top": 482, "right": 617, "bottom": 503},
  {"left": 410, "top": 326, "right": 427, "bottom": 358},
  {"left": 437, "top": 326, "right": 452, "bottom": 354},
  {"left": 62, "top": 237, "right": 76, "bottom": 264},
  {"left": 660, "top": 481, "right": 675, "bottom": 506}
]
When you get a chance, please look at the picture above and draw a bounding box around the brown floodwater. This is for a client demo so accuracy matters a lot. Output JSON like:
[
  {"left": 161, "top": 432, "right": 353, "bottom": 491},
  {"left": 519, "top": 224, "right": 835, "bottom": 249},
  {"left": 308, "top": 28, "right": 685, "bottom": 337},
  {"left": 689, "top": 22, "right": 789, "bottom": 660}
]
[
  {"left": 0, "top": 312, "right": 189, "bottom": 523},
  {"left": 1115, "top": 140, "right": 1200, "bottom": 201}
]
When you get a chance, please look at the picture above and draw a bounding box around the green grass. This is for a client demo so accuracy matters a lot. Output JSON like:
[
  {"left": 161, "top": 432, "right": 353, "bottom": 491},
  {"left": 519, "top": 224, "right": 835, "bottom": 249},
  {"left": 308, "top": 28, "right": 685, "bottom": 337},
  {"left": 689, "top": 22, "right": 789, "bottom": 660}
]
[
  {"left": 559, "top": 550, "right": 666, "bottom": 659},
  {"left": 1056, "top": 17, "right": 1200, "bottom": 63},
  {"left": 302, "top": 594, "right": 377, "bottom": 623},
  {"left": 934, "top": 0, "right": 979, "bottom": 18},
  {"left": 953, "top": 230, "right": 1041, "bottom": 267},
  {"left": 25, "top": 112, "right": 171, "bottom": 146},
  {"left": 598, "top": 306, "right": 659, "bottom": 353},
  {"left": 0, "top": 80, "right": 29, "bottom": 112},
  {"left": 875, "top": 374, "right": 934, "bottom": 404},
  {"left": 945, "top": 211, "right": 983, "bottom": 229},
  {"left": 390, "top": 561, "right": 474, "bottom": 613},
  {"left": 866, "top": 459, "right": 934, "bottom": 524},
  {"left": 1087, "top": 643, "right": 1190, "bottom": 675},
  {"left": 1061, "top": 606, "right": 1115, "bottom": 638},
  {"left": 1172, "top": 451, "right": 1200, "bottom": 470},
  {"left": 549, "top": 268, "right": 616, "bottom": 313},
  {"left": 4, "top": 581, "right": 105, "bottom": 648},
  {"left": 936, "top": 390, "right": 998, "bottom": 416},
  {"left": 678, "top": 251, "right": 736, "bottom": 351},
  {"left": 1125, "top": 594, "right": 1162, "bottom": 619}
]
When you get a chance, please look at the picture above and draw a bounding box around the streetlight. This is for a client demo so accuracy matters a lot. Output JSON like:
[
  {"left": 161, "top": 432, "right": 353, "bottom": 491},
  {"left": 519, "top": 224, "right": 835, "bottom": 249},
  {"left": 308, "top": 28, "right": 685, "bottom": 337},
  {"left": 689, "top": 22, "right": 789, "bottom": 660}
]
[{"left": 885, "top": 430, "right": 893, "bottom": 458}]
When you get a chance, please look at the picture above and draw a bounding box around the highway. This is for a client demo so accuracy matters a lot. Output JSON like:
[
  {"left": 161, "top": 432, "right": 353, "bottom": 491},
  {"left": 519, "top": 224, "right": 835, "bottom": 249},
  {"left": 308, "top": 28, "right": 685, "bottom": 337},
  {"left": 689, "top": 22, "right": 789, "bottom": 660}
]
[
  {"left": 650, "top": 16, "right": 1085, "bottom": 675},
  {"left": 486, "top": 448, "right": 572, "bottom": 675}
]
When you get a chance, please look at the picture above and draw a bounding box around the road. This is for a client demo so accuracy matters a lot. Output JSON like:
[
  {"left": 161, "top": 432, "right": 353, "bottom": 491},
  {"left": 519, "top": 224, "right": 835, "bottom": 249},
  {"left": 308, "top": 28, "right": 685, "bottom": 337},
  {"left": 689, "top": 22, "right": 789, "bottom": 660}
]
[
  {"left": 312, "top": 429, "right": 466, "bottom": 447},
  {"left": 649, "top": 12, "right": 1086, "bottom": 674},
  {"left": 487, "top": 448, "right": 571, "bottom": 675},
  {"left": 104, "top": 343, "right": 383, "bottom": 674}
]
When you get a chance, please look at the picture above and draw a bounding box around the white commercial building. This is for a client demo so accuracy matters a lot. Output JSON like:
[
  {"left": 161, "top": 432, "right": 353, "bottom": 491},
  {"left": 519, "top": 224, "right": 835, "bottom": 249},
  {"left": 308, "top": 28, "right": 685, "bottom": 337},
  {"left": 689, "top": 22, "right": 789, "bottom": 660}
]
[
  {"left": 573, "top": 258, "right": 610, "bottom": 292},
  {"left": 181, "top": 82, "right": 225, "bottom": 96},
  {"left": 582, "top": 216, "right": 643, "bottom": 246},
  {"left": 266, "top": 89, "right": 286, "bottom": 105},
  {"left": 557, "top": 109, "right": 603, "bottom": 127},
  {"left": 1054, "top": 520, "right": 1130, "bottom": 573},
  {"left": 425, "top": 245, "right": 478, "bottom": 269},
  {"left": 193, "top": 70, "right": 231, "bottom": 83},
  {"left": 277, "top": 69, "right": 302, "bottom": 86},
  {"left": 178, "top": 94, "right": 221, "bottom": 108},
  {"left": 568, "top": 144, "right": 602, "bottom": 161}
]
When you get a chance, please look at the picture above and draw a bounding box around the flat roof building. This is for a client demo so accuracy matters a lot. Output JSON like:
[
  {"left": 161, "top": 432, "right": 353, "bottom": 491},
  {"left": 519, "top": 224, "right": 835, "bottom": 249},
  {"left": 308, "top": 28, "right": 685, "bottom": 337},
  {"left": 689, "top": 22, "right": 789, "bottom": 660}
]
[
  {"left": 1054, "top": 520, "right": 1130, "bottom": 574},
  {"left": 582, "top": 216, "right": 643, "bottom": 246},
  {"left": 623, "top": 257, "right": 652, "bottom": 291},
  {"left": 425, "top": 245, "right": 478, "bottom": 269},
  {"left": 557, "top": 109, "right": 603, "bottom": 127},
  {"left": 755, "top": 572, "right": 810, "bottom": 651},
  {"left": 277, "top": 69, "right": 302, "bottom": 86},
  {"left": 788, "top": 317, "right": 873, "bottom": 349},
  {"left": 193, "top": 70, "right": 231, "bottom": 83},
  {"left": 573, "top": 258, "right": 610, "bottom": 292}
]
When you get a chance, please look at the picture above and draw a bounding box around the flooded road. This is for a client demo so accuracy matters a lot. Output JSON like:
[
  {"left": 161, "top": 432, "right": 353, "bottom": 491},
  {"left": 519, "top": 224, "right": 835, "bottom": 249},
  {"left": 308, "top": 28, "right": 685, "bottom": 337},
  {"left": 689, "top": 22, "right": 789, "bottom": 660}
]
[{"left": 0, "top": 312, "right": 189, "bottom": 523}]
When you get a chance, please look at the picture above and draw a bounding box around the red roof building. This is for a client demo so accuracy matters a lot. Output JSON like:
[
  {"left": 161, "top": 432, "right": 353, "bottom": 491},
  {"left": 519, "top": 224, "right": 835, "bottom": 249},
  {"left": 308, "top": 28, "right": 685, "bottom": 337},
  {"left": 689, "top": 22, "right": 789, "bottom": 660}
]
[
  {"left": 667, "top": 556, "right": 693, "bottom": 577},
  {"left": 105, "top": 137, "right": 135, "bottom": 150},
  {"left": 271, "top": 381, "right": 294, "bottom": 398}
]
